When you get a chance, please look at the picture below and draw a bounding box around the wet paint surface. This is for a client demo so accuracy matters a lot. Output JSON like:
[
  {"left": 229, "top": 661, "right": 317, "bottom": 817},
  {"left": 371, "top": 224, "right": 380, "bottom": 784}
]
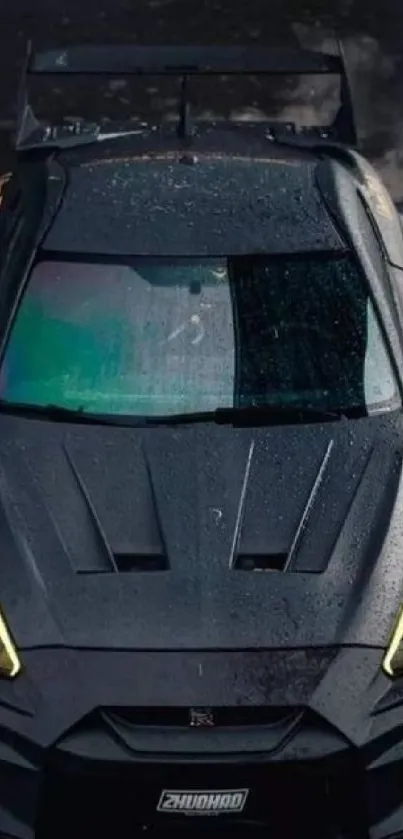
[{"left": 45, "top": 156, "right": 343, "bottom": 256}]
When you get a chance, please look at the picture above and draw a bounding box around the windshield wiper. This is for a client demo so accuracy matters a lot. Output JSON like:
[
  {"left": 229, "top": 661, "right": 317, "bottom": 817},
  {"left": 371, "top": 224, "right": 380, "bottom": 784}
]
[
  {"left": 0, "top": 400, "right": 355, "bottom": 428},
  {"left": 146, "top": 403, "right": 349, "bottom": 426},
  {"left": 0, "top": 400, "right": 146, "bottom": 427}
]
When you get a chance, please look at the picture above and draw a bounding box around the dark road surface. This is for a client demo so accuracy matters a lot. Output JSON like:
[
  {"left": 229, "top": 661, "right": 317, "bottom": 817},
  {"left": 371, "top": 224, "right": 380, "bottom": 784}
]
[{"left": 1, "top": 0, "right": 403, "bottom": 198}]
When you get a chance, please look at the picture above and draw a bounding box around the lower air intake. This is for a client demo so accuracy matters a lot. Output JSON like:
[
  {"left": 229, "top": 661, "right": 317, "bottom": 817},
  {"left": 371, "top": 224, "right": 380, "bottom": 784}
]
[{"left": 36, "top": 753, "right": 366, "bottom": 839}]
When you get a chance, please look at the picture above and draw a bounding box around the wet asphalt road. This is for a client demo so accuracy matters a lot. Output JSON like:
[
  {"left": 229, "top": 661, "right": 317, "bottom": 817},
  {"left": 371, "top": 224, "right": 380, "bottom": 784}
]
[{"left": 1, "top": 0, "right": 403, "bottom": 198}]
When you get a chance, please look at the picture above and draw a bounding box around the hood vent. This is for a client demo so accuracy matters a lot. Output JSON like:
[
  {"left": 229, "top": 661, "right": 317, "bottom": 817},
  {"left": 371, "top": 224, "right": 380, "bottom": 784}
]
[
  {"left": 235, "top": 553, "right": 288, "bottom": 571},
  {"left": 113, "top": 552, "right": 168, "bottom": 572}
]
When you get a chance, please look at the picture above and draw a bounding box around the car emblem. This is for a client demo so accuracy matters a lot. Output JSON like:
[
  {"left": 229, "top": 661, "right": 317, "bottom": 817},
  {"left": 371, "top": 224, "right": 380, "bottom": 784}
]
[{"left": 189, "top": 707, "right": 215, "bottom": 727}]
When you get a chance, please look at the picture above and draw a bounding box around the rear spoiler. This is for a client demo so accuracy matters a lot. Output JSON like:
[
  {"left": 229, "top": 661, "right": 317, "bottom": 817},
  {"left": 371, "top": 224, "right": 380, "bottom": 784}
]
[{"left": 15, "top": 42, "right": 357, "bottom": 150}]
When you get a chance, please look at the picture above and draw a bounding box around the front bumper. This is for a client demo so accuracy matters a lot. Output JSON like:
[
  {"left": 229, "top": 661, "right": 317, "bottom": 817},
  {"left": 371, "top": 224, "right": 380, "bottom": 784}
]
[
  {"left": 35, "top": 750, "right": 363, "bottom": 838},
  {"left": 0, "top": 647, "right": 402, "bottom": 838},
  {"left": 1, "top": 731, "right": 402, "bottom": 839}
]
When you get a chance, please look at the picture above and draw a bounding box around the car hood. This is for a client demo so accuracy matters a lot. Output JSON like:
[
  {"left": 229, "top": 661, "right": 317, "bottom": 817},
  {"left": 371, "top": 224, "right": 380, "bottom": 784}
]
[{"left": 0, "top": 413, "right": 402, "bottom": 652}]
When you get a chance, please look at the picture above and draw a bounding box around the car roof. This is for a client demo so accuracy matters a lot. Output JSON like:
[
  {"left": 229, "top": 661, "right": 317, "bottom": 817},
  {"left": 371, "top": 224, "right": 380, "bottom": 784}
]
[{"left": 43, "top": 141, "right": 346, "bottom": 257}]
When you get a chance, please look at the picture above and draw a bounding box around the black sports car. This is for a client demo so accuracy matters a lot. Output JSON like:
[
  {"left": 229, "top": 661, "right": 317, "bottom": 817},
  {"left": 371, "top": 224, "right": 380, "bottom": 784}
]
[{"left": 1, "top": 41, "right": 403, "bottom": 839}]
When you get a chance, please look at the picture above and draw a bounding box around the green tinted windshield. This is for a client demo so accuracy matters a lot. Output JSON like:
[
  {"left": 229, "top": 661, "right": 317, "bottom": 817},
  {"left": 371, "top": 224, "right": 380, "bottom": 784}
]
[{"left": 0, "top": 254, "right": 399, "bottom": 417}]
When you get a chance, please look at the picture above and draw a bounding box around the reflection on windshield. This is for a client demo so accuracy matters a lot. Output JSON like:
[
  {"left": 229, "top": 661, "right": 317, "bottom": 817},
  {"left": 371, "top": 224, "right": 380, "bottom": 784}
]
[{"left": 0, "top": 254, "right": 398, "bottom": 418}]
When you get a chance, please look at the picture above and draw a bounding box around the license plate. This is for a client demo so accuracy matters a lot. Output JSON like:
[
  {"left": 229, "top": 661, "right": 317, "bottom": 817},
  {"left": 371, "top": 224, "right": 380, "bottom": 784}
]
[{"left": 157, "top": 788, "right": 249, "bottom": 815}]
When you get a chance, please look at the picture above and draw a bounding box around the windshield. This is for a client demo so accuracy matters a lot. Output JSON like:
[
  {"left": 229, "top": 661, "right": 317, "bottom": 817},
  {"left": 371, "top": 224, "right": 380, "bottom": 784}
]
[{"left": 0, "top": 254, "right": 399, "bottom": 418}]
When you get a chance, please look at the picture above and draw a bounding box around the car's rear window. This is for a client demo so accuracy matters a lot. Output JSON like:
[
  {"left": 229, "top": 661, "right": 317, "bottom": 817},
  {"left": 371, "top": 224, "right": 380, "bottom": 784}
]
[{"left": 0, "top": 254, "right": 399, "bottom": 417}]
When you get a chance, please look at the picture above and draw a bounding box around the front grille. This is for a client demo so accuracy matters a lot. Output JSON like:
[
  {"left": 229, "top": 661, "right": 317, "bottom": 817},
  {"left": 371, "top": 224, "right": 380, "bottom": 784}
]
[
  {"left": 105, "top": 705, "right": 298, "bottom": 727},
  {"left": 36, "top": 753, "right": 366, "bottom": 839}
]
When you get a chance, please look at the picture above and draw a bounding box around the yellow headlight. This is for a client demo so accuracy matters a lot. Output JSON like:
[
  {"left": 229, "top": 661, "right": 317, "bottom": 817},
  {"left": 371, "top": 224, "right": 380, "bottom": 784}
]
[
  {"left": 383, "top": 605, "right": 403, "bottom": 678},
  {"left": 0, "top": 608, "right": 21, "bottom": 678},
  {"left": 0, "top": 172, "right": 11, "bottom": 210}
]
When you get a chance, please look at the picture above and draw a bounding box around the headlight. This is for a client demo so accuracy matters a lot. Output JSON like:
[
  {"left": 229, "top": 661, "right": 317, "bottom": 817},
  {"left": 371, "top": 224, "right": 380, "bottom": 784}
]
[
  {"left": 0, "top": 608, "right": 20, "bottom": 678},
  {"left": 383, "top": 605, "right": 403, "bottom": 678}
]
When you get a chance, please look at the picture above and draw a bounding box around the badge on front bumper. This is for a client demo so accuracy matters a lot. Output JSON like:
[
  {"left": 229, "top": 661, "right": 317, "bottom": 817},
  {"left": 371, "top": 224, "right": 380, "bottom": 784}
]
[{"left": 157, "top": 789, "right": 249, "bottom": 815}]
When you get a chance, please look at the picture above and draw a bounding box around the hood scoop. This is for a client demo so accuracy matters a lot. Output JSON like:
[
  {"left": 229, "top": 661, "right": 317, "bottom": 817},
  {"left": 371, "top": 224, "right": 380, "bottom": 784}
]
[
  {"left": 235, "top": 552, "right": 288, "bottom": 571},
  {"left": 113, "top": 551, "right": 168, "bottom": 573},
  {"left": 0, "top": 416, "right": 401, "bottom": 650},
  {"left": 12, "top": 421, "right": 399, "bottom": 586},
  {"left": 64, "top": 440, "right": 170, "bottom": 574}
]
